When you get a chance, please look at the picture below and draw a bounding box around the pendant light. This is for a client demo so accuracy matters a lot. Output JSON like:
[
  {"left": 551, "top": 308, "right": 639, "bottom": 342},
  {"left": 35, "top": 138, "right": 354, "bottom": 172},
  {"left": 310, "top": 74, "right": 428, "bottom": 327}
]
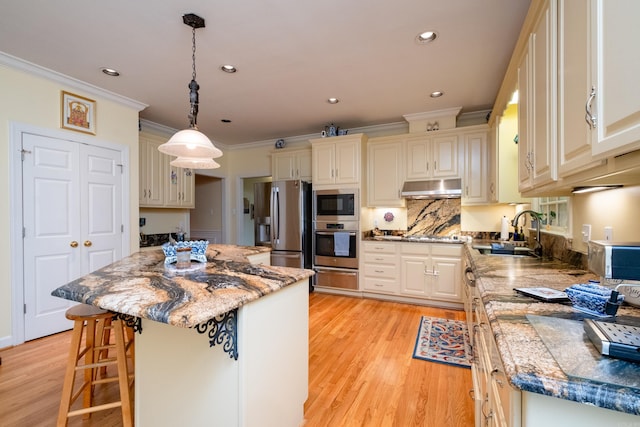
[{"left": 158, "top": 13, "right": 222, "bottom": 167}]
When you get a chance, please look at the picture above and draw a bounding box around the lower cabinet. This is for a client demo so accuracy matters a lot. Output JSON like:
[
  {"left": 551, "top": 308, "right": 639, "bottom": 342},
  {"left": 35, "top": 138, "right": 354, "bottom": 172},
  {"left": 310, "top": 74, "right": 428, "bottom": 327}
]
[{"left": 361, "top": 241, "right": 462, "bottom": 304}]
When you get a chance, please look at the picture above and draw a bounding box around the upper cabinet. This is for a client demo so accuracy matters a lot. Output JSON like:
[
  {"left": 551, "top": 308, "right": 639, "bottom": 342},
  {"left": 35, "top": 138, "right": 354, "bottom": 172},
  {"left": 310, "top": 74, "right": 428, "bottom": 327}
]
[
  {"left": 271, "top": 148, "right": 312, "bottom": 182},
  {"left": 311, "top": 134, "right": 367, "bottom": 188},
  {"left": 588, "top": 0, "right": 640, "bottom": 158},
  {"left": 139, "top": 132, "right": 195, "bottom": 209},
  {"left": 367, "top": 137, "right": 404, "bottom": 207},
  {"left": 405, "top": 134, "right": 459, "bottom": 180},
  {"left": 461, "top": 130, "right": 489, "bottom": 205},
  {"left": 517, "top": 0, "right": 557, "bottom": 193}
]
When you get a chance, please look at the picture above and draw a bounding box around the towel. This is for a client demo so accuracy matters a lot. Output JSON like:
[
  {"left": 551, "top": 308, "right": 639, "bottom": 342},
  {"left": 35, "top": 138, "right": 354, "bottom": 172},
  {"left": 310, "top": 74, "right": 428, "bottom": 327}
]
[{"left": 334, "top": 232, "right": 351, "bottom": 257}]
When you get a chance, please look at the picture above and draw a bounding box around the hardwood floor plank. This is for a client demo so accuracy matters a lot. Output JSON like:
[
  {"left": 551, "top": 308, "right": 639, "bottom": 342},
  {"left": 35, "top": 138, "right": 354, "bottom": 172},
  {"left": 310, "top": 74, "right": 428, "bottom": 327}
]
[{"left": 0, "top": 293, "right": 474, "bottom": 426}]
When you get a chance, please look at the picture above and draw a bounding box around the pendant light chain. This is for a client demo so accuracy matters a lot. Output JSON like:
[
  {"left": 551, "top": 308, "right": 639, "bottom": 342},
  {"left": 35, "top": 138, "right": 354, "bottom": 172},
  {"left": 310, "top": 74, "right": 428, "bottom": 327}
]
[{"left": 188, "top": 25, "right": 200, "bottom": 129}]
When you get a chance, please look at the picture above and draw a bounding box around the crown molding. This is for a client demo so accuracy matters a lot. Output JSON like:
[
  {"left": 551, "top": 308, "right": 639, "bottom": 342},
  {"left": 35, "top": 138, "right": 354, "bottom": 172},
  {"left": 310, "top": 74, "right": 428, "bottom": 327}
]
[{"left": 0, "top": 50, "right": 148, "bottom": 111}]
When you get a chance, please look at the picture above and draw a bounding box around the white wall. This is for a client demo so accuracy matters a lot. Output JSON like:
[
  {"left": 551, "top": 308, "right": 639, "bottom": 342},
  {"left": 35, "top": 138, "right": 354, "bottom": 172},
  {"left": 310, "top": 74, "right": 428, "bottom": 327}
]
[{"left": 0, "top": 61, "right": 143, "bottom": 344}]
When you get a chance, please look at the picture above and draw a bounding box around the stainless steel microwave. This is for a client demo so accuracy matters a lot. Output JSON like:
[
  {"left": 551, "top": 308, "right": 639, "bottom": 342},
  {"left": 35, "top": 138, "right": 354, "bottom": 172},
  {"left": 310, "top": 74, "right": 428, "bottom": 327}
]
[{"left": 313, "top": 189, "right": 359, "bottom": 221}]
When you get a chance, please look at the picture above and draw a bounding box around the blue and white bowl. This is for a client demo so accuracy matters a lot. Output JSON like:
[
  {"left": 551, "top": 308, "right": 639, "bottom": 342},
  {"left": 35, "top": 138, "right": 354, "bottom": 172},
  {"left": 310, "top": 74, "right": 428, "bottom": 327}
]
[
  {"left": 162, "top": 240, "right": 209, "bottom": 264},
  {"left": 565, "top": 283, "right": 624, "bottom": 316}
]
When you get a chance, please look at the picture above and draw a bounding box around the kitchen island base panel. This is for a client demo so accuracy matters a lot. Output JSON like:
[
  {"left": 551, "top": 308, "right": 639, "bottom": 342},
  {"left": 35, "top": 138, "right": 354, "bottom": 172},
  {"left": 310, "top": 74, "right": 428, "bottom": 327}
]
[
  {"left": 522, "top": 391, "right": 640, "bottom": 427},
  {"left": 135, "top": 279, "right": 309, "bottom": 427}
]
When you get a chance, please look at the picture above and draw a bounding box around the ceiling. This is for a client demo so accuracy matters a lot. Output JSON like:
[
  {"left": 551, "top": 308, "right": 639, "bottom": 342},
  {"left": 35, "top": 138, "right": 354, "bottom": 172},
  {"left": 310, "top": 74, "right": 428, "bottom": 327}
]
[{"left": 0, "top": 0, "right": 531, "bottom": 147}]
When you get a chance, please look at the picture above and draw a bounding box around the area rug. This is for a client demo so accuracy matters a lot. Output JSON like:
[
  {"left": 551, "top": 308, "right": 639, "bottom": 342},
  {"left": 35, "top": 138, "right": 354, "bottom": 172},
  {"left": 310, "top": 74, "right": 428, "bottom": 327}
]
[{"left": 412, "top": 316, "right": 472, "bottom": 368}]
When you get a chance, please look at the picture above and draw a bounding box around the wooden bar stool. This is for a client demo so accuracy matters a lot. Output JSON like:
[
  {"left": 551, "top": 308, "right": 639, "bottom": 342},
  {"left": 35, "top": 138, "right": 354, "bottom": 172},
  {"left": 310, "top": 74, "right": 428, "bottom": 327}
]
[{"left": 57, "top": 304, "right": 135, "bottom": 427}]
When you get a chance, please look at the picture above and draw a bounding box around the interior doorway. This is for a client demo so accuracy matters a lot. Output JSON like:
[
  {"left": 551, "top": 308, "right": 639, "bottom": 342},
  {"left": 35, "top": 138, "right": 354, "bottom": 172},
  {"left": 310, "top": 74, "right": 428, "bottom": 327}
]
[{"left": 191, "top": 175, "right": 225, "bottom": 243}]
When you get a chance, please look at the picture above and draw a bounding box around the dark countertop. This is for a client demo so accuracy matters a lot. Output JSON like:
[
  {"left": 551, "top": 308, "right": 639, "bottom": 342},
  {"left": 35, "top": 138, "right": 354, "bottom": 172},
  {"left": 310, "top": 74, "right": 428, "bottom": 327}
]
[
  {"left": 51, "top": 245, "right": 313, "bottom": 328},
  {"left": 465, "top": 243, "right": 640, "bottom": 415}
]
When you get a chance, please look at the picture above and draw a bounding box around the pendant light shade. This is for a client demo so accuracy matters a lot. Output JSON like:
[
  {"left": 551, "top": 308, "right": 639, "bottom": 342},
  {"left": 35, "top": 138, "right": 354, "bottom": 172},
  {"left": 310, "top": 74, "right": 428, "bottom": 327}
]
[
  {"left": 158, "top": 13, "right": 222, "bottom": 169},
  {"left": 170, "top": 156, "right": 221, "bottom": 169},
  {"left": 159, "top": 129, "right": 223, "bottom": 158}
]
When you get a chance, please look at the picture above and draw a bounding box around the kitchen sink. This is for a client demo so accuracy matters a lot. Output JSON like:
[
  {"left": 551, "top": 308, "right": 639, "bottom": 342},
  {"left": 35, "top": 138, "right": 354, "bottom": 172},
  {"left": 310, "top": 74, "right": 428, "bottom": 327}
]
[{"left": 473, "top": 244, "right": 538, "bottom": 258}]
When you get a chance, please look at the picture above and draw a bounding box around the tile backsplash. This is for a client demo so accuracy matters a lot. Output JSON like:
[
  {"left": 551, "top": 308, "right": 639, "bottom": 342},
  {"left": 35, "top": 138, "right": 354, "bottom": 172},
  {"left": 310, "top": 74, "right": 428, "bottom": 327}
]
[{"left": 406, "top": 198, "right": 461, "bottom": 236}]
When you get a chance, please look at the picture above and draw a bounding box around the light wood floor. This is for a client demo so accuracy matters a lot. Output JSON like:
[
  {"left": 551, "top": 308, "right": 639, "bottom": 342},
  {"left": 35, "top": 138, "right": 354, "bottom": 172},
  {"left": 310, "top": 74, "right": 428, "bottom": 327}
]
[{"left": 0, "top": 293, "right": 474, "bottom": 427}]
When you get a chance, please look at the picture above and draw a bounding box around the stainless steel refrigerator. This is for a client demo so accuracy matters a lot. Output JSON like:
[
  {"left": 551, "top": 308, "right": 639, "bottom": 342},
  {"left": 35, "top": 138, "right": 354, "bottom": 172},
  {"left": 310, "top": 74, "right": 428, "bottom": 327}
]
[
  {"left": 269, "top": 180, "right": 312, "bottom": 270},
  {"left": 253, "top": 182, "right": 271, "bottom": 247}
]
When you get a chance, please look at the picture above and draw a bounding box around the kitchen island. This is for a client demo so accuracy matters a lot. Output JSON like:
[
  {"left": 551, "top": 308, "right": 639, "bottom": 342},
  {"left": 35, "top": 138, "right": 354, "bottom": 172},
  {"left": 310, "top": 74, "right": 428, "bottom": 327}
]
[
  {"left": 52, "top": 245, "right": 314, "bottom": 427},
  {"left": 465, "top": 243, "right": 640, "bottom": 426}
]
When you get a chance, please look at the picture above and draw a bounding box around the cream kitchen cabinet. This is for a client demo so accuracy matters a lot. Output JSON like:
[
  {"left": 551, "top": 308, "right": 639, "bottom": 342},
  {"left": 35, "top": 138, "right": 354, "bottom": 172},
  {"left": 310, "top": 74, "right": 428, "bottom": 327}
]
[
  {"left": 361, "top": 241, "right": 399, "bottom": 294},
  {"left": 139, "top": 135, "right": 165, "bottom": 207},
  {"left": 462, "top": 129, "right": 489, "bottom": 205},
  {"left": 271, "top": 148, "right": 312, "bottom": 182},
  {"left": 311, "top": 134, "right": 366, "bottom": 188},
  {"left": 399, "top": 243, "right": 462, "bottom": 303},
  {"left": 517, "top": 0, "right": 557, "bottom": 192},
  {"left": 367, "top": 138, "right": 404, "bottom": 207},
  {"left": 588, "top": 0, "right": 640, "bottom": 158},
  {"left": 164, "top": 160, "right": 195, "bottom": 208},
  {"left": 405, "top": 133, "right": 460, "bottom": 180}
]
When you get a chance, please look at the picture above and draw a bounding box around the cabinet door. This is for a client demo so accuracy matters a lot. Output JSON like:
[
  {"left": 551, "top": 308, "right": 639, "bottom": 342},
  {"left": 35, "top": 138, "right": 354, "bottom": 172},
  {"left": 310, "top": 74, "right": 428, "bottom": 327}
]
[
  {"left": 139, "top": 138, "right": 164, "bottom": 206},
  {"left": 590, "top": 0, "right": 640, "bottom": 157},
  {"left": 400, "top": 255, "right": 429, "bottom": 297},
  {"left": 272, "top": 152, "right": 296, "bottom": 181},
  {"left": 462, "top": 132, "right": 488, "bottom": 205},
  {"left": 431, "top": 256, "right": 462, "bottom": 302},
  {"left": 518, "top": 42, "right": 533, "bottom": 192},
  {"left": 312, "top": 143, "right": 335, "bottom": 185},
  {"left": 297, "top": 150, "right": 312, "bottom": 181},
  {"left": 531, "top": 1, "right": 557, "bottom": 187},
  {"left": 367, "top": 141, "right": 404, "bottom": 207},
  {"left": 405, "top": 137, "right": 431, "bottom": 179},
  {"left": 432, "top": 135, "right": 459, "bottom": 178},
  {"left": 334, "top": 140, "right": 359, "bottom": 184},
  {"left": 557, "top": 0, "right": 604, "bottom": 176}
]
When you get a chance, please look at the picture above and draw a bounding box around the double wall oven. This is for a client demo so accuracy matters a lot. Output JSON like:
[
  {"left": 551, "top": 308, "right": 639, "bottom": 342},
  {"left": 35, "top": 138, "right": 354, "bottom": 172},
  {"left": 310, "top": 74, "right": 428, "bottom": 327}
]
[{"left": 313, "top": 189, "right": 359, "bottom": 290}]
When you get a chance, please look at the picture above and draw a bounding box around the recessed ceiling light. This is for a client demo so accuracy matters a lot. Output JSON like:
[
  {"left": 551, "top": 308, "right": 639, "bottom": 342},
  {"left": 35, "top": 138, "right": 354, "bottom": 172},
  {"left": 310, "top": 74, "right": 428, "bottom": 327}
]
[
  {"left": 221, "top": 65, "right": 237, "bottom": 73},
  {"left": 416, "top": 31, "right": 438, "bottom": 44},
  {"left": 221, "top": 119, "right": 232, "bottom": 123},
  {"left": 101, "top": 67, "right": 120, "bottom": 77},
  {"left": 327, "top": 98, "right": 339, "bottom": 104},
  {"left": 430, "top": 91, "right": 444, "bottom": 98}
]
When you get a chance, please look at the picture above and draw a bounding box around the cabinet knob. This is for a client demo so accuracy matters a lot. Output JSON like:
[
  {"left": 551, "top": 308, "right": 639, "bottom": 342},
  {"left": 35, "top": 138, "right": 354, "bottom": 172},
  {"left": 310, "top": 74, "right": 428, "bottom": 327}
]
[
  {"left": 84, "top": 240, "right": 92, "bottom": 247},
  {"left": 70, "top": 241, "right": 78, "bottom": 248}
]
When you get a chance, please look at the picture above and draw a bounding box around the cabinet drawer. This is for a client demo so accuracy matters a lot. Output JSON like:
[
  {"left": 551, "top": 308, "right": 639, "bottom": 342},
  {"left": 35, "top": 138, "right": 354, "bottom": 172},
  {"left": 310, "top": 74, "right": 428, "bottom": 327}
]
[
  {"left": 363, "top": 277, "right": 398, "bottom": 293},
  {"left": 363, "top": 252, "right": 396, "bottom": 264},
  {"left": 363, "top": 241, "right": 396, "bottom": 254},
  {"left": 400, "top": 243, "right": 429, "bottom": 255},
  {"left": 431, "top": 244, "right": 463, "bottom": 257},
  {"left": 363, "top": 263, "right": 397, "bottom": 279}
]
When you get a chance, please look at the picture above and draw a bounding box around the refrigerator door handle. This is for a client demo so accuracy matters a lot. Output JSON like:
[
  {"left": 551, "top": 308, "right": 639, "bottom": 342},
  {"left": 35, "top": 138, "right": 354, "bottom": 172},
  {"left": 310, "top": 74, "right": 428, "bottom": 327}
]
[{"left": 271, "top": 186, "right": 280, "bottom": 244}]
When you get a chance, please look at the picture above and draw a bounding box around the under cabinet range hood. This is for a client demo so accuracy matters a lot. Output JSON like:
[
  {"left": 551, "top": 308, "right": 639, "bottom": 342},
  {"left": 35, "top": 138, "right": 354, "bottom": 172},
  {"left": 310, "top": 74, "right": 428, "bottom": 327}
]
[{"left": 400, "top": 178, "right": 462, "bottom": 199}]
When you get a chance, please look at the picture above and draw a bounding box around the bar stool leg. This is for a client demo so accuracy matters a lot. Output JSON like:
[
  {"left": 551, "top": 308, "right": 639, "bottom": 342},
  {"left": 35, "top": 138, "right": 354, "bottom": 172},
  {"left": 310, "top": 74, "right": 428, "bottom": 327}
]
[
  {"left": 114, "top": 318, "right": 134, "bottom": 427},
  {"left": 57, "top": 318, "right": 85, "bottom": 427}
]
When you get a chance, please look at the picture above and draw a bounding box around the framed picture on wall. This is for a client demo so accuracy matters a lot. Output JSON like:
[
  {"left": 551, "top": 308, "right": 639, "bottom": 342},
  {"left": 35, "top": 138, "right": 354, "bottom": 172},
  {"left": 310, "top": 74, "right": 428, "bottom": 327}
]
[{"left": 61, "top": 91, "right": 96, "bottom": 134}]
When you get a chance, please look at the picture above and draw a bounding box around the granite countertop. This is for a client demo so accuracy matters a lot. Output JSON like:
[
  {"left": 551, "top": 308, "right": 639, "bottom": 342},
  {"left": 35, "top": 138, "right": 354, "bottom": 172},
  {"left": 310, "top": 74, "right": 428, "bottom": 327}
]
[
  {"left": 465, "top": 243, "right": 640, "bottom": 415},
  {"left": 51, "top": 245, "right": 313, "bottom": 329}
]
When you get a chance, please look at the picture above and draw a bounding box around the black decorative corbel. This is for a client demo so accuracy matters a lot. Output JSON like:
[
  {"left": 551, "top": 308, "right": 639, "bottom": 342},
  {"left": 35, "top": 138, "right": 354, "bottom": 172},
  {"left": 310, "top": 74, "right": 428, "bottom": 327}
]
[
  {"left": 194, "top": 309, "right": 238, "bottom": 360},
  {"left": 112, "top": 313, "right": 143, "bottom": 334}
]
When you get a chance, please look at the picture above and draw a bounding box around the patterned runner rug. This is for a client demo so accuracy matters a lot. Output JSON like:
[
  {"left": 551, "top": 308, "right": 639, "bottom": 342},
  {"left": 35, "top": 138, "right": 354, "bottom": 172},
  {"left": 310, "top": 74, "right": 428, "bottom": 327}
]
[{"left": 412, "top": 316, "right": 472, "bottom": 368}]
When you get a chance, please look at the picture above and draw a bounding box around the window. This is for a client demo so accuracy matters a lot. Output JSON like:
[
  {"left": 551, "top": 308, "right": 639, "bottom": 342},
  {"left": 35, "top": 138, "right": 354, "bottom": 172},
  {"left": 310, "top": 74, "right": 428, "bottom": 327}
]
[{"left": 532, "top": 197, "right": 571, "bottom": 234}]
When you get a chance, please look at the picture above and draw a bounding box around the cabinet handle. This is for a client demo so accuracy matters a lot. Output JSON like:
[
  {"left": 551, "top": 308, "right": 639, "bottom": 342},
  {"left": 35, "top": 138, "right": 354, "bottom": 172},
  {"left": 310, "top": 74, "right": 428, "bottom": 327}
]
[
  {"left": 468, "top": 389, "right": 475, "bottom": 400},
  {"left": 466, "top": 186, "right": 469, "bottom": 196},
  {"left": 491, "top": 368, "right": 504, "bottom": 387},
  {"left": 374, "top": 258, "right": 384, "bottom": 261},
  {"left": 585, "top": 86, "right": 597, "bottom": 129},
  {"left": 434, "top": 161, "right": 437, "bottom": 171},
  {"left": 143, "top": 189, "right": 147, "bottom": 198},
  {"left": 374, "top": 270, "right": 384, "bottom": 273}
]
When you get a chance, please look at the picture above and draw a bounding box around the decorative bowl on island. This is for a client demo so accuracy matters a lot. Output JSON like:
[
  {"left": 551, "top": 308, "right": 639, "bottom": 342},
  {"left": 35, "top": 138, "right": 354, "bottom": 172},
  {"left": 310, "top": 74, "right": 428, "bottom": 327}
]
[
  {"left": 565, "top": 283, "right": 624, "bottom": 316},
  {"left": 162, "top": 240, "right": 209, "bottom": 264}
]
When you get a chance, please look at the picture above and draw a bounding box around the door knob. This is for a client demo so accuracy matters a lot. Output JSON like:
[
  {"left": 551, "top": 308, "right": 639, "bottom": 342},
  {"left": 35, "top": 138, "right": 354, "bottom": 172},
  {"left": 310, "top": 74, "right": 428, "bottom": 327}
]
[
  {"left": 84, "top": 240, "right": 92, "bottom": 247},
  {"left": 70, "top": 241, "right": 78, "bottom": 248}
]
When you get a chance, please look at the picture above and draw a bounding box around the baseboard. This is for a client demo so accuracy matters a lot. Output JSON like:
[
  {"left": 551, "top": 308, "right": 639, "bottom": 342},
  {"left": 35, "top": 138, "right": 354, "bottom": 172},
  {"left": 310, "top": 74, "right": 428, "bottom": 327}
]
[{"left": 0, "top": 334, "right": 14, "bottom": 350}]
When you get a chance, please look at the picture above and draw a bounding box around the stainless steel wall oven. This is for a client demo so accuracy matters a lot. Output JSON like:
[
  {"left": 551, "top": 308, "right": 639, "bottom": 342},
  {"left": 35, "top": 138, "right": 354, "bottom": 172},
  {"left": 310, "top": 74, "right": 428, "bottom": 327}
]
[{"left": 313, "top": 220, "right": 359, "bottom": 290}]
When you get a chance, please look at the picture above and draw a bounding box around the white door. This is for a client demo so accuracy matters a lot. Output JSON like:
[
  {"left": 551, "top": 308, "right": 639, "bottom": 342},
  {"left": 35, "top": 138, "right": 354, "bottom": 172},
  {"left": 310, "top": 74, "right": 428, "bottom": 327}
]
[{"left": 22, "top": 133, "right": 122, "bottom": 340}]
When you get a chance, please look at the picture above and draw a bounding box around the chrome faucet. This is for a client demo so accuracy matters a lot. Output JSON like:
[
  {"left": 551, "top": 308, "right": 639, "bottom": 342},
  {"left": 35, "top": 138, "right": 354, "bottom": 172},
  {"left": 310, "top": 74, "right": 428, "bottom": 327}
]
[{"left": 511, "top": 210, "right": 542, "bottom": 256}]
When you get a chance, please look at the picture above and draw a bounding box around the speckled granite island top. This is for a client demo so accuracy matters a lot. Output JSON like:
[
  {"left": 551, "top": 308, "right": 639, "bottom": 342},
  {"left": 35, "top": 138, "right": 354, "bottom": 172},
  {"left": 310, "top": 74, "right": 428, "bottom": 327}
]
[
  {"left": 465, "top": 243, "right": 640, "bottom": 415},
  {"left": 51, "top": 245, "right": 313, "bottom": 328}
]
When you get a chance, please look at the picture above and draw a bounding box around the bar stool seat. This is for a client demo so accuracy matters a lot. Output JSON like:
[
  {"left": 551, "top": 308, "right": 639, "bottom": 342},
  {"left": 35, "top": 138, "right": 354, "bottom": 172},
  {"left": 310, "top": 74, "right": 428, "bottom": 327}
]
[{"left": 57, "top": 304, "right": 134, "bottom": 427}]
